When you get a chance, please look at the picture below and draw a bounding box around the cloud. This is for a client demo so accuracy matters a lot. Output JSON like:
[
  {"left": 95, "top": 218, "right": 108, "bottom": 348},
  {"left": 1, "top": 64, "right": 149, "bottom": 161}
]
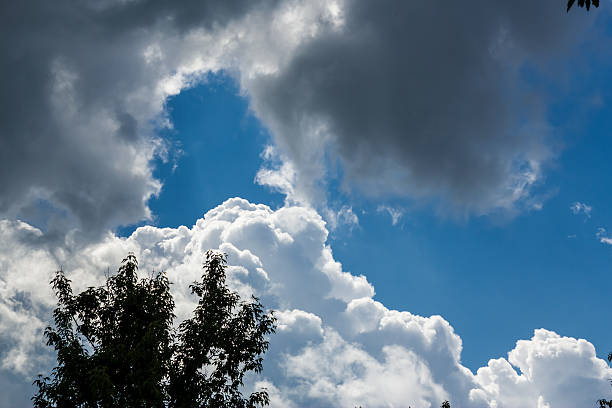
[
  {"left": 324, "top": 205, "right": 359, "bottom": 232},
  {"left": 597, "top": 227, "right": 612, "bottom": 245},
  {"left": 571, "top": 202, "right": 592, "bottom": 218},
  {"left": 1, "top": 0, "right": 361, "bottom": 241},
  {"left": 377, "top": 205, "right": 403, "bottom": 226},
  {"left": 473, "top": 329, "right": 612, "bottom": 408},
  {"left": 0, "top": 0, "right": 290, "bottom": 238},
  {"left": 0, "top": 198, "right": 610, "bottom": 407},
  {"left": 255, "top": 146, "right": 302, "bottom": 204},
  {"left": 246, "top": 0, "right": 594, "bottom": 214},
  {"left": 2, "top": 0, "right": 598, "bottom": 243},
  {"left": 281, "top": 329, "right": 448, "bottom": 407}
]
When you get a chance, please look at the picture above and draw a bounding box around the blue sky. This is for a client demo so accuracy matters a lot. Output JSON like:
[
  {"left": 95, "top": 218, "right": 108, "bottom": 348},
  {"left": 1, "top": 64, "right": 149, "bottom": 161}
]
[{"left": 3, "top": 2, "right": 612, "bottom": 407}]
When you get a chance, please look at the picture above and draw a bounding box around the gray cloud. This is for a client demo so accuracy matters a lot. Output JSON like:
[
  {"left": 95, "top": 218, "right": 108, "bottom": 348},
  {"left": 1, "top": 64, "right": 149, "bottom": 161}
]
[
  {"left": 0, "top": 0, "right": 277, "bottom": 237},
  {"left": 247, "top": 0, "right": 594, "bottom": 213},
  {"left": 1, "top": 0, "right": 588, "bottom": 239}
]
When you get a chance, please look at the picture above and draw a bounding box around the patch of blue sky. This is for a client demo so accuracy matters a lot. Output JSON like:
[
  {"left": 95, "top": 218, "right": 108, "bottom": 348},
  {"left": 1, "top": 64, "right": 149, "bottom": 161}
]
[{"left": 117, "top": 72, "right": 285, "bottom": 236}]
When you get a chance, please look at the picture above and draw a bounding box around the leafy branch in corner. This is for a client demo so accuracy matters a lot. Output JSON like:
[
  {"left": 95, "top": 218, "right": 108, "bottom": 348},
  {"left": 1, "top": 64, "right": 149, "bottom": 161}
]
[{"left": 567, "top": 0, "right": 599, "bottom": 12}]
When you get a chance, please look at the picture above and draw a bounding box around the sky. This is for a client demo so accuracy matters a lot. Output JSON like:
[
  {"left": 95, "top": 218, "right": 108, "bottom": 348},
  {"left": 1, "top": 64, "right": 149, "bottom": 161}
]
[{"left": 2, "top": 1, "right": 612, "bottom": 407}]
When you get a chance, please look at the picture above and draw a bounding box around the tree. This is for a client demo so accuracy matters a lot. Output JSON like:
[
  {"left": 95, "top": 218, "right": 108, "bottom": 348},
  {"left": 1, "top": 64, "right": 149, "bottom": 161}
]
[
  {"left": 33, "top": 251, "right": 276, "bottom": 408},
  {"left": 567, "top": 0, "right": 599, "bottom": 12}
]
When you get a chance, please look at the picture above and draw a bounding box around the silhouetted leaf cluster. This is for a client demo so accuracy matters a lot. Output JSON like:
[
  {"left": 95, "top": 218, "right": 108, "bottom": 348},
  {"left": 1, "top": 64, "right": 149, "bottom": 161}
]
[
  {"left": 33, "top": 251, "right": 276, "bottom": 408},
  {"left": 596, "top": 353, "right": 612, "bottom": 407},
  {"left": 599, "top": 398, "right": 612, "bottom": 408},
  {"left": 169, "top": 251, "right": 276, "bottom": 408},
  {"left": 567, "top": 0, "right": 599, "bottom": 12}
]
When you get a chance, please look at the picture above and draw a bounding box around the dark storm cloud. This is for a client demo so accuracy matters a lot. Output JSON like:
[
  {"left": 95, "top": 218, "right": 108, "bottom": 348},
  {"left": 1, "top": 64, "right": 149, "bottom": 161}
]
[
  {"left": 98, "top": 0, "right": 272, "bottom": 32},
  {"left": 249, "top": 0, "right": 594, "bottom": 212},
  {"left": 1, "top": 0, "right": 588, "bottom": 236},
  {"left": 0, "top": 0, "right": 276, "bottom": 236}
]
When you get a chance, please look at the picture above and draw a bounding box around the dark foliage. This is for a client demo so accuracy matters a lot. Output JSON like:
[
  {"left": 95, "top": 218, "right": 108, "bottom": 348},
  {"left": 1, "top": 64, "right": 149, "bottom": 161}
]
[
  {"left": 567, "top": 0, "right": 600, "bottom": 12},
  {"left": 597, "top": 353, "right": 612, "bottom": 407},
  {"left": 600, "top": 398, "right": 612, "bottom": 408},
  {"left": 168, "top": 251, "right": 276, "bottom": 407},
  {"left": 33, "top": 251, "right": 276, "bottom": 408}
]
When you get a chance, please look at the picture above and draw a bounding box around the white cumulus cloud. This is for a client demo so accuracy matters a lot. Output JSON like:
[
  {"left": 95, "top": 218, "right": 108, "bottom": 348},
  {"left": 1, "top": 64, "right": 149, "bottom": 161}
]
[{"left": 0, "top": 198, "right": 610, "bottom": 407}]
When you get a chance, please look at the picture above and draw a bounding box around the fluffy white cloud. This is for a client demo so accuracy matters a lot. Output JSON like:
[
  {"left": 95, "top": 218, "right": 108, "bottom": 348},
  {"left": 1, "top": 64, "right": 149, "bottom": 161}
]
[
  {"left": 473, "top": 329, "right": 612, "bottom": 408},
  {"left": 282, "top": 329, "right": 449, "bottom": 407},
  {"left": 0, "top": 198, "right": 610, "bottom": 407}
]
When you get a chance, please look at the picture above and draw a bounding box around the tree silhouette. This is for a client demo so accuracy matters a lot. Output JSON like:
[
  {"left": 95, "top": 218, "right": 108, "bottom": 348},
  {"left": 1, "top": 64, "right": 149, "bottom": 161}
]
[
  {"left": 597, "top": 352, "right": 612, "bottom": 407},
  {"left": 567, "top": 0, "right": 599, "bottom": 12},
  {"left": 33, "top": 251, "right": 276, "bottom": 408},
  {"left": 169, "top": 251, "right": 276, "bottom": 407}
]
